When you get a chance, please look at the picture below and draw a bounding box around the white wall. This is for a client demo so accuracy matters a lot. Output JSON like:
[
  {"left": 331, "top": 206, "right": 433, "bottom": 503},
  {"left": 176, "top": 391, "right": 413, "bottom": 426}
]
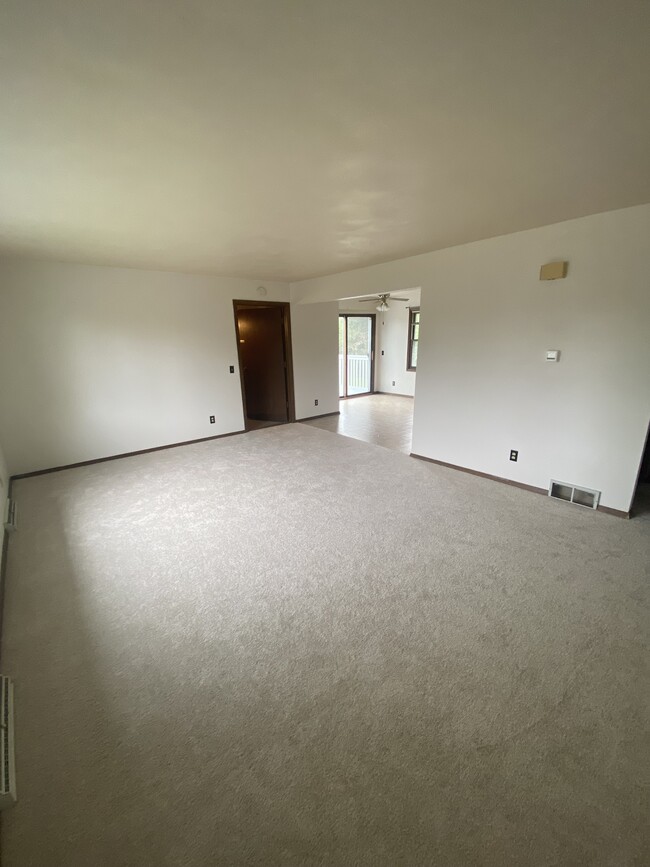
[
  {"left": 291, "top": 301, "right": 339, "bottom": 419},
  {"left": 292, "top": 204, "right": 650, "bottom": 513},
  {"left": 0, "top": 259, "right": 292, "bottom": 475}
]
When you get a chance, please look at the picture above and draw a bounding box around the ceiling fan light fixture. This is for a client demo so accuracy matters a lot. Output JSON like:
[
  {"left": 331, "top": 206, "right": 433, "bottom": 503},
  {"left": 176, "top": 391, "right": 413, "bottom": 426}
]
[{"left": 377, "top": 300, "right": 389, "bottom": 311}]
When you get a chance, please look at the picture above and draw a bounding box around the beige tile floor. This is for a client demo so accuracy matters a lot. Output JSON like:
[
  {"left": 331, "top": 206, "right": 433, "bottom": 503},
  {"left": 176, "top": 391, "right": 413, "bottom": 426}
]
[{"left": 302, "top": 393, "right": 414, "bottom": 453}]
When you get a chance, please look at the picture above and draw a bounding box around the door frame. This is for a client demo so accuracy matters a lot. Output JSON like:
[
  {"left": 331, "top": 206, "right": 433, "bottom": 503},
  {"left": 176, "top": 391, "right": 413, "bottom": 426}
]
[
  {"left": 630, "top": 416, "right": 650, "bottom": 516},
  {"left": 339, "top": 313, "right": 376, "bottom": 399},
  {"left": 233, "top": 300, "right": 296, "bottom": 429}
]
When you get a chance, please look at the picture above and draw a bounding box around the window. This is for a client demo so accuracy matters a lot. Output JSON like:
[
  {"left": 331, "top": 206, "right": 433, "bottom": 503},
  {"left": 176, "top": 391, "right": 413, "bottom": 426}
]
[{"left": 407, "top": 307, "right": 420, "bottom": 371}]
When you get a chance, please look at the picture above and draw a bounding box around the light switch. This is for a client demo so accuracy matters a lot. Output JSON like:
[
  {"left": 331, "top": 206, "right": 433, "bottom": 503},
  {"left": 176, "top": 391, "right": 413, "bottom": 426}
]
[{"left": 546, "top": 350, "right": 560, "bottom": 362}]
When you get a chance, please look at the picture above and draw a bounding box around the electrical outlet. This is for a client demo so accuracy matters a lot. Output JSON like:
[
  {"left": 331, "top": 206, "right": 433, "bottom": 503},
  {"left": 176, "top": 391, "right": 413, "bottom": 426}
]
[
  {"left": 510, "top": 449, "right": 518, "bottom": 462},
  {"left": 381, "top": 350, "right": 385, "bottom": 355},
  {"left": 314, "top": 399, "right": 319, "bottom": 406},
  {"left": 229, "top": 365, "right": 234, "bottom": 373},
  {"left": 392, "top": 381, "right": 396, "bottom": 386},
  {"left": 209, "top": 415, "right": 215, "bottom": 424}
]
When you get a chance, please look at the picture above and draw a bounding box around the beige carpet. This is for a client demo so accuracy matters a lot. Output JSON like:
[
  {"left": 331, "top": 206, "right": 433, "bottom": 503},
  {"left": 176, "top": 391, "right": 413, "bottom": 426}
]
[{"left": 1, "top": 424, "right": 648, "bottom": 866}]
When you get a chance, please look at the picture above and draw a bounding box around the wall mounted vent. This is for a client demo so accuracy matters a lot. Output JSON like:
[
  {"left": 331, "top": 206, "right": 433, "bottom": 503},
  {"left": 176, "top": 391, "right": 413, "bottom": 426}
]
[
  {"left": 0, "top": 677, "right": 16, "bottom": 809},
  {"left": 549, "top": 480, "right": 600, "bottom": 510},
  {"left": 540, "top": 261, "right": 568, "bottom": 280},
  {"left": 3, "top": 499, "right": 17, "bottom": 533}
]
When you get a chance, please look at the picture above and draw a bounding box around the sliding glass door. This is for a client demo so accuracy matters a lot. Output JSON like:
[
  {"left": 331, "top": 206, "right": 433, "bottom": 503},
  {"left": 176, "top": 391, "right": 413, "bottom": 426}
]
[{"left": 339, "top": 315, "right": 375, "bottom": 397}]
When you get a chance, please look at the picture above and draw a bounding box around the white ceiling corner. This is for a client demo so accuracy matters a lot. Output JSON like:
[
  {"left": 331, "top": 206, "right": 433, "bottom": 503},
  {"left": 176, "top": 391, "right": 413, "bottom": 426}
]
[{"left": 1, "top": 0, "right": 649, "bottom": 281}]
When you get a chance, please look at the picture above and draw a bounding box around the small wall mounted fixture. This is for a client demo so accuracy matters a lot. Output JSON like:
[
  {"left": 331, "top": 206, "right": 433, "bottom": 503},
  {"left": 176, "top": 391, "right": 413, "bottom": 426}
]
[{"left": 540, "top": 261, "right": 568, "bottom": 280}]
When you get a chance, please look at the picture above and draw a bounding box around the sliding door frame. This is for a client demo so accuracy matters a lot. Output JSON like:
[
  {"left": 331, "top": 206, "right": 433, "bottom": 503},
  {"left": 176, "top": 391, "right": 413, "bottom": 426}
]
[{"left": 339, "top": 313, "right": 376, "bottom": 399}]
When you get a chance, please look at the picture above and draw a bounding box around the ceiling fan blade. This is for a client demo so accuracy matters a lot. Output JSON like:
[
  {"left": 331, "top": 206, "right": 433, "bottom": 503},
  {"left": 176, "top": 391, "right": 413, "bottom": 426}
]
[
  {"left": 356, "top": 299, "right": 378, "bottom": 302},
  {"left": 389, "top": 296, "right": 410, "bottom": 301}
]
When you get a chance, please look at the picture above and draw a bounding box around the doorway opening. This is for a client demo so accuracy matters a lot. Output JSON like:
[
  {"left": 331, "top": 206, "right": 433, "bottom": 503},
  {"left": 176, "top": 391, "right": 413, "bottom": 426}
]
[
  {"left": 233, "top": 300, "right": 295, "bottom": 430},
  {"left": 631, "top": 419, "right": 650, "bottom": 517},
  {"left": 339, "top": 314, "right": 375, "bottom": 398}
]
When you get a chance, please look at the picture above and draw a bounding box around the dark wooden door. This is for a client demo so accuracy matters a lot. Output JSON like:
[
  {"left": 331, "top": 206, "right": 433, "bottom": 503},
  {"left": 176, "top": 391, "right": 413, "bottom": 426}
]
[{"left": 237, "top": 305, "right": 289, "bottom": 422}]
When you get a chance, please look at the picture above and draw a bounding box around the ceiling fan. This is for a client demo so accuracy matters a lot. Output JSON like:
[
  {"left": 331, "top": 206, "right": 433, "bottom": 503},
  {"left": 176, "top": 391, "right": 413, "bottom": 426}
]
[{"left": 357, "top": 293, "right": 410, "bottom": 312}]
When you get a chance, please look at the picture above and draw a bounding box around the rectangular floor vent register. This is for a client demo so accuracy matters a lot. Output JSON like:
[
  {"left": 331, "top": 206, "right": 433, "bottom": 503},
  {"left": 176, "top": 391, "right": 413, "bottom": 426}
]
[
  {"left": 0, "top": 676, "right": 16, "bottom": 809},
  {"left": 549, "top": 480, "right": 600, "bottom": 510}
]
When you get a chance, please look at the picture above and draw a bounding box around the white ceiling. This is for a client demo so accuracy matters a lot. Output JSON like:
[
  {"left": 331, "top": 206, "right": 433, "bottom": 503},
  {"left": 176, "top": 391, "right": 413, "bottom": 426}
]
[{"left": 1, "top": 1, "right": 649, "bottom": 282}]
